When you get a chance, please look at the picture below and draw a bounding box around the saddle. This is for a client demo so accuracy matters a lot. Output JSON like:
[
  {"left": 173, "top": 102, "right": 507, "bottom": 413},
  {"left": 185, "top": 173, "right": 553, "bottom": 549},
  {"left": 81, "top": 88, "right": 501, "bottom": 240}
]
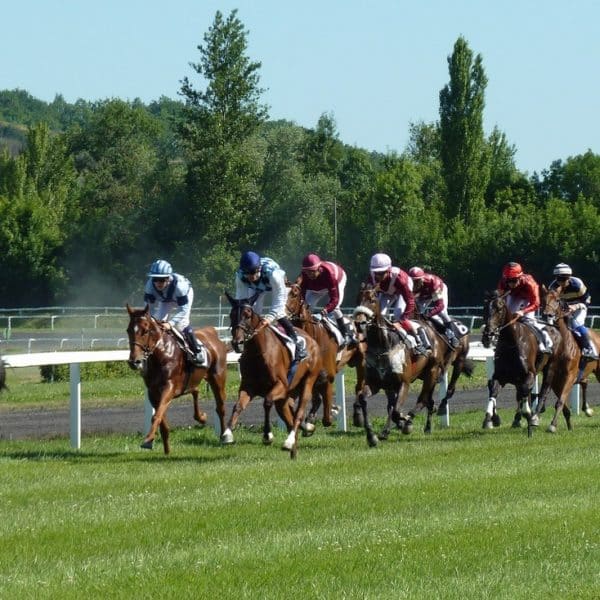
[
  {"left": 520, "top": 319, "right": 552, "bottom": 355},
  {"left": 170, "top": 328, "right": 210, "bottom": 368},
  {"left": 268, "top": 324, "right": 300, "bottom": 359},
  {"left": 314, "top": 314, "right": 345, "bottom": 346}
]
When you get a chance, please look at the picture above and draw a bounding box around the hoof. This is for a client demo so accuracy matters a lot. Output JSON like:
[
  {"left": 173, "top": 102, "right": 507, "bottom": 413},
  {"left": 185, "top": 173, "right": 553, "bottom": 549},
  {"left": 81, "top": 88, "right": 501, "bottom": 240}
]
[
  {"left": 491, "top": 413, "right": 502, "bottom": 428},
  {"left": 436, "top": 402, "right": 448, "bottom": 416},
  {"left": 263, "top": 431, "right": 274, "bottom": 445},
  {"left": 482, "top": 413, "right": 493, "bottom": 429},
  {"left": 402, "top": 421, "right": 413, "bottom": 435},
  {"left": 140, "top": 440, "right": 153, "bottom": 450},
  {"left": 194, "top": 412, "right": 208, "bottom": 426},
  {"left": 352, "top": 412, "right": 364, "bottom": 428},
  {"left": 584, "top": 408, "right": 594, "bottom": 417},
  {"left": 511, "top": 419, "right": 522, "bottom": 429},
  {"left": 378, "top": 429, "right": 389, "bottom": 441},
  {"left": 530, "top": 414, "right": 540, "bottom": 427},
  {"left": 547, "top": 424, "right": 557, "bottom": 434},
  {"left": 367, "top": 434, "right": 378, "bottom": 447},
  {"left": 221, "top": 429, "right": 234, "bottom": 445},
  {"left": 301, "top": 422, "right": 316, "bottom": 437}
]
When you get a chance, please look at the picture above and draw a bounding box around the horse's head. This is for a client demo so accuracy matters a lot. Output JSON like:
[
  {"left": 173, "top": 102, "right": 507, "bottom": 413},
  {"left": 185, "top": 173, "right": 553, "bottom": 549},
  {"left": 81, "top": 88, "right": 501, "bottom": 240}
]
[
  {"left": 353, "top": 284, "right": 379, "bottom": 335},
  {"left": 481, "top": 291, "right": 508, "bottom": 348},
  {"left": 225, "top": 291, "right": 261, "bottom": 353},
  {"left": 540, "top": 284, "right": 566, "bottom": 325},
  {"left": 126, "top": 303, "right": 164, "bottom": 371},
  {"left": 286, "top": 283, "right": 309, "bottom": 321}
]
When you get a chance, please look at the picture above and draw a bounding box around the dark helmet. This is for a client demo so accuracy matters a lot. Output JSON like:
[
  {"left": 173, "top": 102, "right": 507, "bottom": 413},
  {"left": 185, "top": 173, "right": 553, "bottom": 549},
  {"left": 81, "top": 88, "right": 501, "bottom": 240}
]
[
  {"left": 301, "top": 253, "right": 322, "bottom": 272},
  {"left": 240, "top": 251, "right": 261, "bottom": 274}
]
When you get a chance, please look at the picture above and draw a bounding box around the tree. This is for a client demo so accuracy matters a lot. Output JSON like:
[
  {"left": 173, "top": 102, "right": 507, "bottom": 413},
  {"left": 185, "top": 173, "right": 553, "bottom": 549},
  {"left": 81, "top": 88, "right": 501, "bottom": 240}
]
[
  {"left": 439, "top": 37, "right": 490, "bottom": 223},
  {"left": 177, "top": 10, "right": 269, "bottom": 296}
]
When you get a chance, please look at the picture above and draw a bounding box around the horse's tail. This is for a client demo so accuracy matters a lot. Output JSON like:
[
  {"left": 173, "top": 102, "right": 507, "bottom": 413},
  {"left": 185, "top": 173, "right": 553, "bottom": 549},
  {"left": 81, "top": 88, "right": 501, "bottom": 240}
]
[{"left": 0, "top": 356, "right": 6, "bottom": 391}]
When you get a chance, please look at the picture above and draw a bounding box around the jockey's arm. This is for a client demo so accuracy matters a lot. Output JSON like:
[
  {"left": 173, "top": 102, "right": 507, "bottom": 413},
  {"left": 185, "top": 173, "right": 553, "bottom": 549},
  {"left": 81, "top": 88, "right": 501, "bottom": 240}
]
[{"left": 263, "top": 268, "right": 288, "bottom": 322}]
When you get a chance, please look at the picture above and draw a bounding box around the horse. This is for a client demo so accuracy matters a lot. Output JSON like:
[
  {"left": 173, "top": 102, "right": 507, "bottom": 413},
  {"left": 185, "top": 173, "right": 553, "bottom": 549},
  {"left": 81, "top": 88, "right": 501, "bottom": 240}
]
[
  {"left": 221, "top": 292, "right": 323, "bottom": 459},
  {"left": 352, "top": 286, "right": 447, "bottom": 445},
  {"left": 540, "top": 285, "right": 596, "bottom": 426},
  {"left": 126, "top": 304, "right": 228, "bottom": 454},
  {"left": 286, "top": 282, "right": 366, "bottom": 430},
  {"left": 480, "top": 290, "right": 568, "bottom": 436}
]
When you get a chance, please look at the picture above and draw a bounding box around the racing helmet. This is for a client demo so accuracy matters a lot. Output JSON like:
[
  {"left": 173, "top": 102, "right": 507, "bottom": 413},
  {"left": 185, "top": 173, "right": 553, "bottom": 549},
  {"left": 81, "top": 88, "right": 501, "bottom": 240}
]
[
  {"left": 370, "top": 253, "right": 392, "bottom": 273},
  {"left": 240, "top": 251, "right": 261, "bottom": 274},
  {"left": 553, "top": 263, "right": 572, "bottom": 277},
  {"left": 502, "top": 262, "right": 523, "bottom": 279},
  {"left": 147, "top": 259, "right": 173, "bottom": 278},
  {"left": 408, "top": 266, "right": 425, "bottom": 280},
  {"left": 301, "top": 253, "right": 322, "bottom": 271}
]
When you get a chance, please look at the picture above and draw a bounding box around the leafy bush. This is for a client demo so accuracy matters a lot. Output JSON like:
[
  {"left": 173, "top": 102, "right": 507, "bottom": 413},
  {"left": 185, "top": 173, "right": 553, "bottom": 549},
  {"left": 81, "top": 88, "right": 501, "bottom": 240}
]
[{"left": 40, "top": 361, "right": 135, "bottom": 383}]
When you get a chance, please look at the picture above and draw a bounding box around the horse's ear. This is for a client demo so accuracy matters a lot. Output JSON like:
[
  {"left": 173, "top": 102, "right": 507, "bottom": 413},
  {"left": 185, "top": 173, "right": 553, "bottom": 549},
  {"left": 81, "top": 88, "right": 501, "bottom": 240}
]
[
  {"left": 126, "top": 303, "right": 133, "bottom": 315},
  {"left": 541, "top": 284, "right": 548, "bottom": 293},
  {"left": 294, "top": 275, "right": 302, "bottom": 286},
  {"left": 249, "top": 291, "right": 260, "bottom": 306},
  {"left": 144, "top": 303, "right": 150, "bottom": 315}
]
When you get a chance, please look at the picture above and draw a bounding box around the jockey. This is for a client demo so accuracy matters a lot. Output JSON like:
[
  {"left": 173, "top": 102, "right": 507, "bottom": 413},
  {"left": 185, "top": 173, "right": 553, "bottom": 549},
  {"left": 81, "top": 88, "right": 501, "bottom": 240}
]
[
  {"left": 408, "top": 266, "right": 460, "bottom": 349},
  {"left": 549, "top": 262, "right": 598, "bottom": 360},
  {"left": 497, "top": 261, "right": 551, "bottom": 354},
  {"left": 367, "top": 252, "right": 429, "bottom": 354},
  {"left": 143, "top": 259, "right": 207, "bottom": 367},
  {"left": 235, "top": 251, "right": 307, "bottom": 361},
  {"left": 299, "top": 253, "right": 357, "bottom": 347}
]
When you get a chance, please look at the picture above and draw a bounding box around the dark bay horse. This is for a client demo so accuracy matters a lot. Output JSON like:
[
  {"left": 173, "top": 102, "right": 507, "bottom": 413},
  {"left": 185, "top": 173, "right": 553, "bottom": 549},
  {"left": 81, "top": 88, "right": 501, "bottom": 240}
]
[
  {"left": 540, "top": 286, "right": 596, "bottom": 428},
  {"left": 352, "top": 286, "right": 446, "bottom": 445},
  {"left": 481, "top": 291, "right": 564, "bottom": 437},
  {"left": 286, "top": 282, "right": 366, "bottom": 430},
  {"left": 222, "top": 292, "right": 323, "bottom": 459},
  {"left": 126, "top": 304, "right": 228, "bottom": 454}
]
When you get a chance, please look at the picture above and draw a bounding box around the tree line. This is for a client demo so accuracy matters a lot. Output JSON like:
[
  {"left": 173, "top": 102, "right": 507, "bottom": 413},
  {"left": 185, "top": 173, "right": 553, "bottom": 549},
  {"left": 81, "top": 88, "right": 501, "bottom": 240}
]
[{"left": 0, "top": 10, "right": 599, "bottom": 309}]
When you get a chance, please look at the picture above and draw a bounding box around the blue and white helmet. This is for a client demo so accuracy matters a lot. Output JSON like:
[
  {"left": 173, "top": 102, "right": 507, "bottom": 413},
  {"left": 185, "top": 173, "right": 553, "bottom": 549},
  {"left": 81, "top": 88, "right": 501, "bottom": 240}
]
[{"left": 148, "top": 259, "right": 173, "bottom": 278}]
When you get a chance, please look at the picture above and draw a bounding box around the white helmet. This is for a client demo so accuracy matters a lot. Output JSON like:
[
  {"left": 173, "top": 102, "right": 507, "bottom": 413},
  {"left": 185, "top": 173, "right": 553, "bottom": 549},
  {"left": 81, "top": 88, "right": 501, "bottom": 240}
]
[
  {"left": 370, "top": 253, "right": 392, "bottom": 273},
  {"left": 148, "top": 259, "right": 173, "bottom": 278},
  {"left": 553, "top": 263, "right": 572, "bottom": 277}
]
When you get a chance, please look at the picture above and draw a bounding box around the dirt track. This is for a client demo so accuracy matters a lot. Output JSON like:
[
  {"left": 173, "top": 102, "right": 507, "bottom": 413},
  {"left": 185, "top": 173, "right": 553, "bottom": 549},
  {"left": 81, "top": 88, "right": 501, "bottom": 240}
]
[{"left": 1, "top": 383, "right": 598, "bottom": 441}]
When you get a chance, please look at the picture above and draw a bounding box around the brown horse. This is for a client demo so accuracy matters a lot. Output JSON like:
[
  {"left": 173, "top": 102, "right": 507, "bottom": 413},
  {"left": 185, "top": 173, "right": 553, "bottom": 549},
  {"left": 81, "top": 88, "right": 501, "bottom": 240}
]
[
  {"left": 480, "top": 290, "right": 566, "bottom": 437},
  {"left": 126, "top": 304, "right": 228, "bottom": 454},
  {"left": 352, "top": 286, "right": 447, "bottom": 445},
  {"left": 540, "top": 286, "right": 596, "bottom": 427},
  {"left": 221, "top": 292, "right": 323, "bottom": 459},
  {"left": 286, "top": 282, "right": 366, "bottom": 429}
]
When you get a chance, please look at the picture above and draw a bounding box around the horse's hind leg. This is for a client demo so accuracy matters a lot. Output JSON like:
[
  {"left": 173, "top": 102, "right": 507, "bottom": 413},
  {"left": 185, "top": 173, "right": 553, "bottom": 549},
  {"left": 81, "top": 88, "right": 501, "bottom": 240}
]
[
  {"left": 358, "top": 388, "right": 378, "bottom": 447},
  {"left": 159, "top": 418, "right": 171, "bottom": 455},
  {"left": 262, "top": 397, "right": 275, "bottom": 445}
]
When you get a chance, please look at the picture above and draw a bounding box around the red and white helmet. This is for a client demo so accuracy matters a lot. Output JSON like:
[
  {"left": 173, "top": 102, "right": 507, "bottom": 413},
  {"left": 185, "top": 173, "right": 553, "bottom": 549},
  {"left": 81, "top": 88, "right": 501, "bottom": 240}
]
[
  {"left": 408, "top": 266, "right": 425, "bottom": 280},
  {"left": 301, "top": 253, "right": 322, "bottom": 272},
  {"left": 502, "top": 262, "right": 523, "bottom": 279},
  {"left": 370, "top": 253, "right": 392, "bottom": 273}
]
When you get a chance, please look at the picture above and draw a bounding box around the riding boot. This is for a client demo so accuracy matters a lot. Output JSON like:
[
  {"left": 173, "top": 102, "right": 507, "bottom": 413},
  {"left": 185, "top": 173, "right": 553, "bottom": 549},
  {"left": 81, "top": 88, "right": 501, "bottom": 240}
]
[
  {"left": 444, "top": 326, "right": 459, "bottom": 348},
  {"left": 184, "top": 326, "right": 207, "bottom": 367},
  {"left": 579, "top": 330, "right": 599, "bottom": 361},
  {"left": 414, "top": 327, "right": 430, "bottom": 356},
  {"left": 279, "top": 317, "right": 307, "bottom": 361},
  {"left": 336, "top": 317, "right": 357, "bottom": 347}
]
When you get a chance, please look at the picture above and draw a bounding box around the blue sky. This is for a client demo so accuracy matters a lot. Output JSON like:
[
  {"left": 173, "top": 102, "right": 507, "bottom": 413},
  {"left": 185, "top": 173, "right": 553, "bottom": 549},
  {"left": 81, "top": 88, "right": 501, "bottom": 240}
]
[{"left": 2, "top": 0, "right": 598, "bottom": 174}]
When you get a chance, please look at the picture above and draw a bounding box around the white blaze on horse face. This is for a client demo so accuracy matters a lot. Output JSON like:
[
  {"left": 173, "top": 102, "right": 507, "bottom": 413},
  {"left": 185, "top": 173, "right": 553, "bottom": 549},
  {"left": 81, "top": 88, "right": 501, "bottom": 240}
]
[{"left": 134, "top": 324, "right": 140, "bottom": 334}]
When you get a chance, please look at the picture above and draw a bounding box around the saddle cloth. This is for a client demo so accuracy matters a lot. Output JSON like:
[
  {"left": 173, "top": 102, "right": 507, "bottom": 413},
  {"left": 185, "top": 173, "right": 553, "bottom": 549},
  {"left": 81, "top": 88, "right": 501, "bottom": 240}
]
[
  {"left": 170, "top": 327, "right": 211, "bottom": 369},
  {"left": 268, "top": 324, "right": 296, "bottom": 358}
]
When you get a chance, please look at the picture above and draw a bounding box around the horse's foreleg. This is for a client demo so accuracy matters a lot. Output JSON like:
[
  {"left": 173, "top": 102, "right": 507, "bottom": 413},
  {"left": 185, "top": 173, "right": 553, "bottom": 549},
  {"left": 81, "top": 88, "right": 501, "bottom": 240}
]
[
  {"left": 356, "top": 386, "right": 377, "bottom": 447},
  {"left": 580, "top": 380, "right": 594, "bottom": 417},
  {"left": 207, "top": 374, "right": 227, "bottom": 437},
  {"left": 483, "top": 377, "right": 501, "bottom": 429},
  {"left": 159, "top": 418, "right": 170, "bottom": 455},
  {"left": 191, "top": 389, "right": 208, "bottom": 427},
  {"left": 262, "top": 397, "right": 275, "bottom": 445},
  {"left": 142, "top": 388, "right": 174, "bottom": 452},
  {"left": 222, "top": 389, "right": 252, "bottom": 444}
]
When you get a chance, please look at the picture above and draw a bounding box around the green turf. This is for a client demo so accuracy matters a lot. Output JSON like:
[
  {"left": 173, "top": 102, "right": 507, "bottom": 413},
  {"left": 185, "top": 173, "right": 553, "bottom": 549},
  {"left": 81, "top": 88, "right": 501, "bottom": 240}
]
[{"left": 0, "top": 412, "right": 599, "bottom": 599}]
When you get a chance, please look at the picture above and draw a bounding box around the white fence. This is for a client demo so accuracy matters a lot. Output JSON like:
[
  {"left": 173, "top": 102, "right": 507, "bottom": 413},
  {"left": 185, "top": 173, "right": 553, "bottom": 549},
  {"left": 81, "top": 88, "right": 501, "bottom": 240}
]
[{"left": 2, "top": 342, "right": 582, "bottom": 450}]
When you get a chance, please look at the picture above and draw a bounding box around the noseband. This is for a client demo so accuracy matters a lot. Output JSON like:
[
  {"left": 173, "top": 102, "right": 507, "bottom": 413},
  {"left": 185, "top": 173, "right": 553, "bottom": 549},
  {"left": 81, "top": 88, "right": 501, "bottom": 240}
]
[{"left": 130, "top": 318, "right": 163, "bottom": 360}]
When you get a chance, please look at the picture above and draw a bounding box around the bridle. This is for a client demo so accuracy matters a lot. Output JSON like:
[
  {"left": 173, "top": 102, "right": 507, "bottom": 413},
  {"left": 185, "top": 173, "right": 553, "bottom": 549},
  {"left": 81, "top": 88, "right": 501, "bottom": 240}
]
[{"left": 129, "top": 315, "right": 163, "bottom": 360}]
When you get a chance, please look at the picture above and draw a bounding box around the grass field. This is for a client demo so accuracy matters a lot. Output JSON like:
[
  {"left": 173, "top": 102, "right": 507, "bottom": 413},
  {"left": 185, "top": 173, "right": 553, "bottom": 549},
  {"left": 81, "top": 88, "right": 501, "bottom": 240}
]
[{"left": 1, "top": 410, "right": 599, "bottom": 599}]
